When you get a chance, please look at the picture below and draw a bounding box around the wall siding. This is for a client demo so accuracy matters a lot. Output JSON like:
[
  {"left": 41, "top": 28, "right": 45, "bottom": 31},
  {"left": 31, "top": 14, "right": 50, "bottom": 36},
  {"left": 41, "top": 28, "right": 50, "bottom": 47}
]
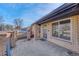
[{"left": 71, "top": 15, "right": 79, "bottom": 53}]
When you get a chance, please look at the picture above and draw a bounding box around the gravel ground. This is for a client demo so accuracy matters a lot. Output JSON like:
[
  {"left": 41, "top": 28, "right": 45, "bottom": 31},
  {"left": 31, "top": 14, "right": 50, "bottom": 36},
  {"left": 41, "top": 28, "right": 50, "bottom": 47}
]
[{"left": 11, "top": 39, "right": 78, "bottom": 56}]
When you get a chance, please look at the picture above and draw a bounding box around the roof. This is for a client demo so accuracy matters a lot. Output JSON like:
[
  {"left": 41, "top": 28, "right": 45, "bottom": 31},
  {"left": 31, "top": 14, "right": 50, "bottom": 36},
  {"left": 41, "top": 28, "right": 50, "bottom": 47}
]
[{"left": 35, "top": 3, "right": 79, "bottom": 24}]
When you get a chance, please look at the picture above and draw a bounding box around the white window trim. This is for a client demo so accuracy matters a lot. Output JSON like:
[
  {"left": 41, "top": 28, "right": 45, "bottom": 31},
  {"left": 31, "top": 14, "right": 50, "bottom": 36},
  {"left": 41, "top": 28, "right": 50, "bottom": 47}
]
[{"left": 52, "top": 18, "right": 72, "bottom": 43}]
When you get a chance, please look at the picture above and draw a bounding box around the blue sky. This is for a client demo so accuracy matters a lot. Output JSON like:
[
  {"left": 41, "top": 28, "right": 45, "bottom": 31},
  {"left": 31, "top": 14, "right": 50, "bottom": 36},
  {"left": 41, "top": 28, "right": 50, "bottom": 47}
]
[{"left": 0, "top": 3, "right": 63, "bottom": 27}]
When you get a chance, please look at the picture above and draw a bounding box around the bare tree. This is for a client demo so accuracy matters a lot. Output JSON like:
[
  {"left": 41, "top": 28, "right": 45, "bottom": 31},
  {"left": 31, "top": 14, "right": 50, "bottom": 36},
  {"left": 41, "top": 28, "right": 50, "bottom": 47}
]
[
  {"left": 4, "top": 24, "right": 13, "bottom": 31},
  {"left": 13, "top": 18, "right": 23, "bottom": 30}
]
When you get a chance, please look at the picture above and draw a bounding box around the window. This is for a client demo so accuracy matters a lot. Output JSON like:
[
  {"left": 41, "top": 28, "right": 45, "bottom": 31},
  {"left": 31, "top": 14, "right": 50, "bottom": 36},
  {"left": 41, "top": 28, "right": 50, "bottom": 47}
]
[
  {"left": 52, "top": 22, "right": 59, "bottom": 37},
  {"left": 59, "top": 20, "right": 70, "bottom": 40},
  {"left": 52, "top": 19, "right": 71, "bottom": 40}
]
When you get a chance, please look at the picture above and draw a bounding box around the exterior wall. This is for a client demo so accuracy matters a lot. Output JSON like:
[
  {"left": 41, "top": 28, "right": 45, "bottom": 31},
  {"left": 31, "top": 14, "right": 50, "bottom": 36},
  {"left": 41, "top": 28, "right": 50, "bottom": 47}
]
[
  {"left": 40, "top": 15, "right": 79, "bottom": 53},
  {"left": 27, "top": 27, "right": 31, "bottom": 40},
  {"left": 31, "top": 24, "right": 40, "bottom": 40},
  {"left": 71, "top": 15, "right": 79, "bottom": 53},
  {"left": 26, "top": 24, "right": 40, "bottom": 40},
  {"left": 40, "top": 22, "right": 49, "bottom": 39}
]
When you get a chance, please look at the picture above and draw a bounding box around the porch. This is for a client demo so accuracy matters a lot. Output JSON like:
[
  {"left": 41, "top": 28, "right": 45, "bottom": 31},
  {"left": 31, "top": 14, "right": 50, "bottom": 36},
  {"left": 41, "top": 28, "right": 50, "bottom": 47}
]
[{"left": 11, "top": 39, "right": 79, "bottom": 56}]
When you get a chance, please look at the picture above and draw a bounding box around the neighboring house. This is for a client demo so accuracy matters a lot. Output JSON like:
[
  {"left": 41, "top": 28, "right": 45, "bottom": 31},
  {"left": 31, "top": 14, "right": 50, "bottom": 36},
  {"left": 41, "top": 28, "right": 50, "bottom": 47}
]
[{"left": 28, "top": 3, "right": 79, "bottom": 53}]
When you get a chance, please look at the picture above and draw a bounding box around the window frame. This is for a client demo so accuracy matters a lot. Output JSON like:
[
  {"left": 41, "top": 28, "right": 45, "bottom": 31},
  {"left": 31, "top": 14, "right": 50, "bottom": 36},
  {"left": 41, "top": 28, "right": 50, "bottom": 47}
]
[
  {"left": 51, "top": 18, "right": 72, "bottom": 42},
  {"left": 52, "top": 22, "right": 59, "bottom": 37}
]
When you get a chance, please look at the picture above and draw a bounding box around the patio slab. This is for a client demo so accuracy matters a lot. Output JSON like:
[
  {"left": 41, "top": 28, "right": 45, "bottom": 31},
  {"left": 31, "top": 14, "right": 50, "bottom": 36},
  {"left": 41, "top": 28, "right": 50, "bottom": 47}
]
[{"left": 11, "top": 39, "right": 79, "bottom": 56}]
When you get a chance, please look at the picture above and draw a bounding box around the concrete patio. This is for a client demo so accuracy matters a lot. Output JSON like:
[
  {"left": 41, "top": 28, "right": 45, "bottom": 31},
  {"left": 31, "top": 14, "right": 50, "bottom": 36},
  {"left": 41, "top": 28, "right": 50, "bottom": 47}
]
[{"left": 11, "top": 39, "right": 79, "bottom": 56}]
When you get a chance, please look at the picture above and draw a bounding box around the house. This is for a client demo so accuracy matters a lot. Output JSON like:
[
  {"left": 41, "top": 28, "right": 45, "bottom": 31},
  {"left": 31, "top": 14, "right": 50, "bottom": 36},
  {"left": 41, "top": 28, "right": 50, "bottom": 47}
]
[{"left": 30, "top": 3, "right": 79, "bottom": 53}]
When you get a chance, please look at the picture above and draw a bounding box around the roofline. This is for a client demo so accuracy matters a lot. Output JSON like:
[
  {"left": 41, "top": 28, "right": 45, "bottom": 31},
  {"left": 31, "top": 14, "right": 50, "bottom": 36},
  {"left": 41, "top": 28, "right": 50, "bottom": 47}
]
[{"left": 35, "top": 3, "right": 79, "bottom": 24}]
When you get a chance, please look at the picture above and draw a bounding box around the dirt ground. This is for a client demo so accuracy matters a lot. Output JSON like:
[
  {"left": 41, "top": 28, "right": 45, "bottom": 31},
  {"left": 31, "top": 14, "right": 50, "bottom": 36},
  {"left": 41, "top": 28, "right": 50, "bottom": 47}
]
[{"left": 11, "top": 39, "right": 79, "bottom": 56}]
